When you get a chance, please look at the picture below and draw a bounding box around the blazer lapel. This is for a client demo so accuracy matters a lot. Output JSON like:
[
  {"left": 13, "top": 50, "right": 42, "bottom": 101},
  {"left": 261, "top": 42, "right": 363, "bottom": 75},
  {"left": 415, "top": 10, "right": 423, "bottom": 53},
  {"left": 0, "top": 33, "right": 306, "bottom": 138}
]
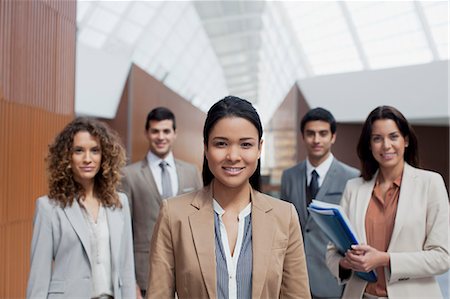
[
  {"left": 316, "top": 159, "right": 338, "bottom": 199},
  {"left": 188, "top": 187, "right": 216, "bottom": 299},
  {"left": 354, "top": 175, "right": 377, "bottom": 244},
  {"left": 251, "top": 190, "right": 276, "bottom": 299},
  {"left": 175, "top": 160, "right": 184, "bottom": 195},
  {"left": 295, "top": 163, "right": 308, "bottom": 227},
  {"left": 141, "top": 159, "right": 161, "bottom": 203},
  {"left": 64, "top": 200, "right": 93, "bottom": 268},
  {"left": 106, "top": 206, "right": 124, "bottom": 273},
  {"left": 389, "top": 163, "right": 414, "bottom": 249}
]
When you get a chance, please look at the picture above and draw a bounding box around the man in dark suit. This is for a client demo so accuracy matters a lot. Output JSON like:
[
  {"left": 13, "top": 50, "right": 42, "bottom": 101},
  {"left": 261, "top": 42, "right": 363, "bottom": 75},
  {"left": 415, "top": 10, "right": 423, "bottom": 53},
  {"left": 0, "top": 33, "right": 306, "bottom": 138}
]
[
  {"left": 121, "top": 107, "right": 202, "bottom": 298},
  {"left": 280, "top": 107, "right": 359, "bottom": 299}
]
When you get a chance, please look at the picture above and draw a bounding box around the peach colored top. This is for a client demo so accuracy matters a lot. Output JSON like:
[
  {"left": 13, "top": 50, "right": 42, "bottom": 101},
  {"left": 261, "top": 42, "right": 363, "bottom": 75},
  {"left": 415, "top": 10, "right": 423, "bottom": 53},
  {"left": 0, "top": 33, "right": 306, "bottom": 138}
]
[{"left": 365, "top": 175, "right": 402, "bottom": 297}]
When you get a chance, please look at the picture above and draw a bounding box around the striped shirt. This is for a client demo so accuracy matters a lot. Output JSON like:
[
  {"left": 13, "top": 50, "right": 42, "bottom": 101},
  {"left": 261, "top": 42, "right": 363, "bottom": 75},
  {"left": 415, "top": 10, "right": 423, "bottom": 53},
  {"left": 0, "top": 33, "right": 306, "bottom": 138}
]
[{"left": 213, "top": 200, "right": 252, "bottom": 299}]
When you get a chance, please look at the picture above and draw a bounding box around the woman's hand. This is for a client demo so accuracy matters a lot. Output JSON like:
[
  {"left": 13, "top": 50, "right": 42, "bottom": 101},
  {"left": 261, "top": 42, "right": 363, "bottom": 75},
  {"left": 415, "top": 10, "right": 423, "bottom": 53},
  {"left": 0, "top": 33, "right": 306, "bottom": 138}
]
[{"left": 341, "top": 244, "right": 390, "bottom": 272}]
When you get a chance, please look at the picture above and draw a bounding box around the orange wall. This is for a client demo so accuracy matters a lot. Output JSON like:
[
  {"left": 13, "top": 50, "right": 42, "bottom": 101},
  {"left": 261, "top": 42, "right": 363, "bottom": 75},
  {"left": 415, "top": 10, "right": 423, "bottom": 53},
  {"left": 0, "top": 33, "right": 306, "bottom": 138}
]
[
  {"left": 106, "top": 65, "right": 206, "bottom": 171},
  {"left": 0, "top": 0, "right": 76, "bottom": 296}
]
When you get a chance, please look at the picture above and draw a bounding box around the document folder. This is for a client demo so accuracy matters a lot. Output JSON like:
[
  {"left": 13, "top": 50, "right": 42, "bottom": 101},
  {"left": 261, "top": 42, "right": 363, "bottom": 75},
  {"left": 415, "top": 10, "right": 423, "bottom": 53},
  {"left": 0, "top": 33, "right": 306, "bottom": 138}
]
[{"left": 307, "top": 200, "right": 377, "bottom": 282}]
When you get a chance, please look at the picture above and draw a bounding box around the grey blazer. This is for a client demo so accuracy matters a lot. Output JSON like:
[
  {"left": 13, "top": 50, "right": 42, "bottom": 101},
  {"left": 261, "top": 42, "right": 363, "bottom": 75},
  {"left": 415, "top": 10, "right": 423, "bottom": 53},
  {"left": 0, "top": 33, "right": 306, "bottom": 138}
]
[
  {"left": 120, "top": 157, "right": 202, "bottom": 290},
  {"left": 26, "top": 193, "right": 136, "bottom": 299},
  {"left": 280, "top": 158, "right": 359, "bottom": 298}
]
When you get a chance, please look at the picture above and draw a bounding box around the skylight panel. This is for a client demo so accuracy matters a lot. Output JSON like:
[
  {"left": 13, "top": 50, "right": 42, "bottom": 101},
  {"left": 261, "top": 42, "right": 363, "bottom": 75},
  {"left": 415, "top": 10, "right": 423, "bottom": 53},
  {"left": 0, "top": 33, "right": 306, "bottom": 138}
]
[
  {"left": 347, "top": 1, "right": 432, "bottom": 68},
  {"left": 87, "top": 7, "right": 120, "bottom": 34},
  {"left": 98, "top": 1, "right": 130, "bottom": 16},
  {"left": 283, "top": 1, "right": 362, "bottom": 75},
  {"left": 127, "top": 2, "right": 157, "bottom": 27},
  {"left": 116, "top": 21, "right": 143, "bottom": 46},
  {"left": 421, "top": 1, "right": 449, "bottom": 59},
  {"left": 78, "top": 28, "right": 107, "bottom": 49},
  {"left": 77, "top": 1, "right": 92, "bottom": 23}
]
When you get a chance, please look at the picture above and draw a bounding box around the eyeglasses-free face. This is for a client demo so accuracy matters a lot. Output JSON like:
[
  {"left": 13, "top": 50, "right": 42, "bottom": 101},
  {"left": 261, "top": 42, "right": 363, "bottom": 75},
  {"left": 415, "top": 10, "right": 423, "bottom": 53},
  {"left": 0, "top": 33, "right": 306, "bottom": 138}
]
[
  {"left": 370, "top": 119, "right": 408, "bottom": 172},
  {"left": 205, "top": 116, "right": 262, "bottom": 191},
  {"left": 71, "top": 131, "right": 102, "bottom": 185}
]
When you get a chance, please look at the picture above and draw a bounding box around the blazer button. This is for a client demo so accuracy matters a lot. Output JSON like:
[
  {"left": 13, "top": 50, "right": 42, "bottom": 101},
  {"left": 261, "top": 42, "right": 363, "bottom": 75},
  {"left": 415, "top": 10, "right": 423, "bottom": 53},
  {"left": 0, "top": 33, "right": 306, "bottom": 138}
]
[{"left": 306, "top": 229, "right": 310, "bottom": 233}]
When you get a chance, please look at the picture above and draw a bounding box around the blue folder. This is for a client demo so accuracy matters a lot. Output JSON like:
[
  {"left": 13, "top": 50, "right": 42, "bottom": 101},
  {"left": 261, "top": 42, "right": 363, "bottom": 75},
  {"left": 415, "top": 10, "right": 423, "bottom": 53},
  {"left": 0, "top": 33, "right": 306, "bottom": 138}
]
[{"left": 307, "top": 201, "right": 377, "bottom": 283}]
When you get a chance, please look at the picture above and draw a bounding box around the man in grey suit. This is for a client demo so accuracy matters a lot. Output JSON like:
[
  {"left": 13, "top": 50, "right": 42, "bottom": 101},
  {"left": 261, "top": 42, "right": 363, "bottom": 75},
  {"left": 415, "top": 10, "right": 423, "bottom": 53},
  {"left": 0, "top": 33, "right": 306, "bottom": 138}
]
[
  {"left": 280, "top": 107, "right": 359, "bottom": 299},
  {"left": 121, "top": 107, "right": 202, "bottom": 298}
]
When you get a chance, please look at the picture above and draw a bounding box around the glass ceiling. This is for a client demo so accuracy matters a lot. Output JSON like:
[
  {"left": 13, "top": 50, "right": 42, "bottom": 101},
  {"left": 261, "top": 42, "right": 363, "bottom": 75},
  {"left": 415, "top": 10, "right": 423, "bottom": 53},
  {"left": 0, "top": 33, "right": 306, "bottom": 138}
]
[{"left": 76, "top": 0, "right": 448, "bottom": 123}]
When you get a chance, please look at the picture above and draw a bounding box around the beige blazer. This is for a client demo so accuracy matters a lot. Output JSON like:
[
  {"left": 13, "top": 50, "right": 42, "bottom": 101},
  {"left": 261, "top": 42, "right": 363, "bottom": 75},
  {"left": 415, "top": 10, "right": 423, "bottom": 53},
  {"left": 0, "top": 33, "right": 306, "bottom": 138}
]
[
  {"left": 327, "top": 163, "right": 450, "bottom": 299},
  {"left": 120, "top": 157, "right": 202, "bottom": 290},
  {"left": 147, "top": 184, "right": 311, "bottom": 299}
]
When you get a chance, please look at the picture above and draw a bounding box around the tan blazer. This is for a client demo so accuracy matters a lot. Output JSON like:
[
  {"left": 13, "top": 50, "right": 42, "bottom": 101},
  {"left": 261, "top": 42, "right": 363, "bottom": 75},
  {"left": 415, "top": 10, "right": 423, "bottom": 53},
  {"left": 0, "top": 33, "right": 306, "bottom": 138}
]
[
  {"left": 121, "top": 157, "right": 202, "bottom": 290},
  {"left": 327, "top": 163, "right": 450, "bottom": 299},
  {"left": 147, "top": 183, "right": 311, "bottom": 299}
]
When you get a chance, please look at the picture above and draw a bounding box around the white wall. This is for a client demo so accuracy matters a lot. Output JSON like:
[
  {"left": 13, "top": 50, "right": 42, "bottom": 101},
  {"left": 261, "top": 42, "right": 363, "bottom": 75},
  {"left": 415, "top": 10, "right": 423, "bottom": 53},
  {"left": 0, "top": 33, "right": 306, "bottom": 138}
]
[
  {"left": 75, "top": 43, "right": 131, "bottom": 118},
  {"left": 298, "top": 61, "right": 449, "bottom": 125}
]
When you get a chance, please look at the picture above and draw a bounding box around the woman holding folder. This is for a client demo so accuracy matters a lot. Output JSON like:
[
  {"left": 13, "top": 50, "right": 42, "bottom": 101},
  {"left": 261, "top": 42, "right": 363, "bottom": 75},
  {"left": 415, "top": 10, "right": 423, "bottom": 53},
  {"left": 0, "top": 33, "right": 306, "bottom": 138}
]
[{"left": 326, "top": 106, "right": 449, "bottom": 299}]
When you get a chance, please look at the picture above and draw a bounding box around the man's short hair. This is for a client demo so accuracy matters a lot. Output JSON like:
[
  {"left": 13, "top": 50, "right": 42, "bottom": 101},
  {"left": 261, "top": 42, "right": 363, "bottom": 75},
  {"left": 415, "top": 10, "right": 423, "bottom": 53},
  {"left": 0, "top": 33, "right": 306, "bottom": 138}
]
[
  {"left": 145, "top": 107, "right": 176, "bottom": 131},
  {"left": 300, "top": 107, "right": 336, "bottom": 135}
]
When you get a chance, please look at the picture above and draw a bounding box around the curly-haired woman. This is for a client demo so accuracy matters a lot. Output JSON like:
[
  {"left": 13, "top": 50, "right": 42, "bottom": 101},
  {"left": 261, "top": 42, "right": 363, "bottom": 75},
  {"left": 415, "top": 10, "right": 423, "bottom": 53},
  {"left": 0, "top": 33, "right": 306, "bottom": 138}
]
[{"left": 26, "top": 117, "right": 136, "bottom": 299}]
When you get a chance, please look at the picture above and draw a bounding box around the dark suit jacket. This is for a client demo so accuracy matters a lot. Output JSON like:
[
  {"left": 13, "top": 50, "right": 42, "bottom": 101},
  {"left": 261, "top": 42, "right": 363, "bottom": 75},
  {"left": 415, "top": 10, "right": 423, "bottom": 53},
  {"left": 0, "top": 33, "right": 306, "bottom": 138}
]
[
  {"left": 280, "top": 158, "right": 359, "bottom": 298},
  {"left": 120, "top": 157, "right": 202, "bottom": 290},
  {"left": 147, "top": 184, "right": 311, "bottom": 299}
]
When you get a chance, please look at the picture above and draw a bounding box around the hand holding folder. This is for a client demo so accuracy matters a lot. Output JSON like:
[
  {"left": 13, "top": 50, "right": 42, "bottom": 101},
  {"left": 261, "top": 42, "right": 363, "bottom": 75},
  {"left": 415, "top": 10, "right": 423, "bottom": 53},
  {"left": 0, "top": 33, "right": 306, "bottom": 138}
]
[{"left": 307, "top": 200, "right": 377, "bottom": 282}]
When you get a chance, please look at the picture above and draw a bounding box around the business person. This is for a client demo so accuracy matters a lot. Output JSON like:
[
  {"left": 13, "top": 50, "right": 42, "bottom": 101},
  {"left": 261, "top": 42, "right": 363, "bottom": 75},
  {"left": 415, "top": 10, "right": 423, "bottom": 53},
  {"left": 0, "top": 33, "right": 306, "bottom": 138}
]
[
  {"left": 147, "top": 96, "right": 311, "bottom": 299},
  {"left": 27, "top": 117, "right": 135, "bottom": 298},
  {"left": 280, "top": 107, "right": 359, "bottom": 299},
  {"left": 327, "top": 106, "right": 450, "bottom": 299},
  {"left": 120, "top": 107, "right": 202, "bottom": 297}
]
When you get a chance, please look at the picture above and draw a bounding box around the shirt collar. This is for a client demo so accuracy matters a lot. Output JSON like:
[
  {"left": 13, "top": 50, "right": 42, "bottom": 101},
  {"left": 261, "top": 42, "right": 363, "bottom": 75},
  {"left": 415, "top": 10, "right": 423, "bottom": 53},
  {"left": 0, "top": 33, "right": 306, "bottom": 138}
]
[
  {"left": 147, "top": 150, "right": 175, "bottom": 168},
  {"left": 375, "top": 172, "right": 403, "bottom": 188},
  {"left": 213, "top": 199, "right": 252, "bottom": 220},
  {"left": 306, "top": 153, "right": 334, "bottom": 178}
]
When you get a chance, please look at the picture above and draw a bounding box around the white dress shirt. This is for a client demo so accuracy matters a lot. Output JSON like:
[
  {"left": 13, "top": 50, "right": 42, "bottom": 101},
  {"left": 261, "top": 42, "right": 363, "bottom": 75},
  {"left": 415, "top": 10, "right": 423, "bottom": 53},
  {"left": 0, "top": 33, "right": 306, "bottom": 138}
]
[
  {"left": 213, "top": 200, "right": 252, "bottom": 299},
  {"left": 80, "top": 204, "right": 113, "bottom": 298},
  {"left": 147, "top": 151, "right": 179, "bottom": 197},
  {"left": 306, "top": 153, "right": 334, "bottom": 187}
]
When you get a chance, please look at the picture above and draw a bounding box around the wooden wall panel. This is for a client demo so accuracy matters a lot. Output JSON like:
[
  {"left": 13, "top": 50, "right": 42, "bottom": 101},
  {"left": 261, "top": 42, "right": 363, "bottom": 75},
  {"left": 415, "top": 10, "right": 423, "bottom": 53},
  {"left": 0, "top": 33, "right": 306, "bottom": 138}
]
[
  {"left": 0, "top": 0, "right": 76, "bottom": 297},
  {"left": 107, "top": 65, "right": 206, "bottom": 171},
  {"left": 266, "top": 84, "right": 310, "bottom": 185}
]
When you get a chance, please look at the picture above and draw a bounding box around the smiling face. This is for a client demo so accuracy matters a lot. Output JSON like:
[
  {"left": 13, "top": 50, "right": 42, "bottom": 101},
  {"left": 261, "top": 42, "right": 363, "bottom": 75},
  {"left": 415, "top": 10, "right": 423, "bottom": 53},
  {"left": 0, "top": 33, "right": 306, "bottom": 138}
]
[
  {"left": 205, "top": 116, "right": 262, "bottom": 191},
  {"left": 146, "top": 119, "right": 177, "bottom": 159},
  {"left": 370, "top": 119, "right": 408, "bottom": 173},
  {"left": 70, "top": 131, "right": 102, "bottom": 185},
  {"left": 302, "top": 120, "right": 336, "bottom": 166}
]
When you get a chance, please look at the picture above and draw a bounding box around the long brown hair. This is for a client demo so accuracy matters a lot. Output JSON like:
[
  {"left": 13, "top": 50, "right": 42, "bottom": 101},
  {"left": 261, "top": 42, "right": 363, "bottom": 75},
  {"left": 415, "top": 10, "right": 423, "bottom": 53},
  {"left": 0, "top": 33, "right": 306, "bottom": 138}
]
[
  {"left": 47, "top": 117, "right": 126, "bottom": 208},
  {"left": 357, "top": 106, "right": 419, "bottom": 181}
]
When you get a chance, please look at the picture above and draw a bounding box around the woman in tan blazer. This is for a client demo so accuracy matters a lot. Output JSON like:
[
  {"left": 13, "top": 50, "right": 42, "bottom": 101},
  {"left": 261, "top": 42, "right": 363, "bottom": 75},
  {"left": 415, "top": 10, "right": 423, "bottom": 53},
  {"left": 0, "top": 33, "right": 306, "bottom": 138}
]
[
  {"left": 147, "top": 96, "right": 311, "bottom": 299},
  {"left": 327, "top": 106, "right": 449, "bottom": 299}
]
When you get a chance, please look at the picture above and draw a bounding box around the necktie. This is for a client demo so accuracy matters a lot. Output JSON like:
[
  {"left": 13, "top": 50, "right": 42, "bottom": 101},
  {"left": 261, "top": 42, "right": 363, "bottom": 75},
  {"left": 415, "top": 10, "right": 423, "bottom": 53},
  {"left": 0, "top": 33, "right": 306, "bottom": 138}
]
[
  {"left": 159, "top": 161, "right": 173, "bottom": 199},
  {"left": 309, "top": 170, "right": 319, "bottom": 202}
]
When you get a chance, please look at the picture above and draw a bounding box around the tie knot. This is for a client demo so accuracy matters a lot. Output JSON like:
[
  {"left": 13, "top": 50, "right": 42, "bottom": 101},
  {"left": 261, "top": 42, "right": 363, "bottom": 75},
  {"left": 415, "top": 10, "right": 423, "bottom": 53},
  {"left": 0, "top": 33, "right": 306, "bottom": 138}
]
[
  {"left": 159, "top": 161, "right": 169, "bottom": 169},
  {"left": 311, "top": 169, "right": 318, "bottom": 178}
]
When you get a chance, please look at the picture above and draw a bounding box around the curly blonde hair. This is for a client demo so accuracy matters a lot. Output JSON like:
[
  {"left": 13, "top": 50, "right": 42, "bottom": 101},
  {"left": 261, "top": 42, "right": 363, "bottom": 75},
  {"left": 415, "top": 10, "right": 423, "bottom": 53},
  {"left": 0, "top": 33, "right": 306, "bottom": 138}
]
[{"left": 47, "top": 117, "right": 126, "bottom": 208}]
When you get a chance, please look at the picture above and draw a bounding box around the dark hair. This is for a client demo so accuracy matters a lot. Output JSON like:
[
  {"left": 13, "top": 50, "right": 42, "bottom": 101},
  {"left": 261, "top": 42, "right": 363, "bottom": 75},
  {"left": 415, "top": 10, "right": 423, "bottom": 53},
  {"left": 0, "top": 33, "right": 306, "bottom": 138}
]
[
  {"left": 300, "top": 107, "right": 336, "bottom": 135},
  {"left": 145, "top": 107, "right": 176, "bottom": 131},
  {"left": 47, "top": 117, "right": 126, "bottom": 208},
  {"left": 202, "top": 96, "right": 263, "bottom": 191},
  {"left": 357, "top": 106, "right": 419, "bottom": 181}
]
